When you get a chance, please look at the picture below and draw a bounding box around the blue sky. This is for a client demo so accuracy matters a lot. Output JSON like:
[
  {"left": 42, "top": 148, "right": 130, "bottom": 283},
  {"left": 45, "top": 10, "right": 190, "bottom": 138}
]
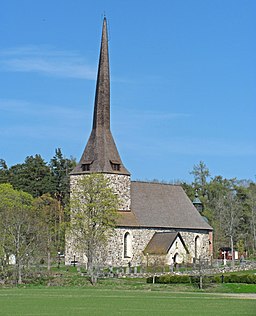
[{"left": 0, "top": 0, "right": 255, "bottom": 183}]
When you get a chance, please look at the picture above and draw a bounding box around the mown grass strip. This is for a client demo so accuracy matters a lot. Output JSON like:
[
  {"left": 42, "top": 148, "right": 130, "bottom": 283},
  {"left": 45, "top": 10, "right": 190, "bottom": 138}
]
[{"left": 0, "top": 288, "right": 255, "bottom": 316}]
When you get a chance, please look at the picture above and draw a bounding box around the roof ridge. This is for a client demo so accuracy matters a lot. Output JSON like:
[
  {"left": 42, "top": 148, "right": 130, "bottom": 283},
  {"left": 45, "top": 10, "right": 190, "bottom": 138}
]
[{"left": 131, "top": 180, "right": 181, "bottom": 187}]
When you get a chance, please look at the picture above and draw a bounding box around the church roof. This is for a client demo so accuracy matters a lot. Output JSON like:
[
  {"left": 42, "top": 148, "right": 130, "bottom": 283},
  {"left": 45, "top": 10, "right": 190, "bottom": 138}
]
[
  {"left": 71, "top": 17, "right": 130, "bottom": 176},
  {"left": 117, "top": 181, "right": 212, "bottom": 230},
  {"left": 144, "top": 232, "right": 187, "bottom": 255},
  {"left": 117, "top": 211, "right": 139, "bottom": 226}
]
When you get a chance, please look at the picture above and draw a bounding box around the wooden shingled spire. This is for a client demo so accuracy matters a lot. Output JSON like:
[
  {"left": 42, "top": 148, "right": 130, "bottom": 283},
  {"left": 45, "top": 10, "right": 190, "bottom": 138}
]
[{"left": 71, "top": 18, "right": 130, "bottom": 175}]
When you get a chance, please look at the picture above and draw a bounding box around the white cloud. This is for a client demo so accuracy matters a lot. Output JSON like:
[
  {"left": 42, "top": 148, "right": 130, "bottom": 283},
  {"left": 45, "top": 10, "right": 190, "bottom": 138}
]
[{"left": 0, "top": 45, "right": 96, "bottom": 79}]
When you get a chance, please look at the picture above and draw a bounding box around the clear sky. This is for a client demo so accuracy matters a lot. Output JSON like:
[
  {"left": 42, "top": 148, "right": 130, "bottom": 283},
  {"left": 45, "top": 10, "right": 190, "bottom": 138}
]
[{"left": 0, "top": 0, "right": 255, "bottom": 183}]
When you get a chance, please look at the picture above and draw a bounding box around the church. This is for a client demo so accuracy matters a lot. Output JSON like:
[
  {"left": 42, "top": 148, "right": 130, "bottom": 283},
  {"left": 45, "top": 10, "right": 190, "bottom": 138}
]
[{"left": 65, "top": 18, "right": 213, "bottom": 267}]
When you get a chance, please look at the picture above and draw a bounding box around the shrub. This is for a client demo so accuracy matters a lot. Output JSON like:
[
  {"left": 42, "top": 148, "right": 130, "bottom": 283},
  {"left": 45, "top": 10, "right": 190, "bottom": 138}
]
[
  {"left": 147, "top": 273, "right": 256, "bottom": 285},
  {"left": 158, "top": 275, "right": 170, "bottom": 284},
  {"left": 223, "top": 274, "right": 256, "bottom": 284},
  {"left": 146, "top": 277, "right": 153, "bottom": 283},
  {"left": 213, "top": 275, "right": 221, "bottom": 283},
  {"left": 147, "top": 274, "right": 190, "bottom": 284},
  {"left": 245, "top": 274, "right": 256, "bottom": 284}
]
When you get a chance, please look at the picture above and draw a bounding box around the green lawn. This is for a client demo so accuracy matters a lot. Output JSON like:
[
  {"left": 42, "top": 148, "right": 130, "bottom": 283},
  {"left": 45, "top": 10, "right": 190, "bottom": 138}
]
[{"left": 0, "top": 288, "right": 255, "bottom": 316}]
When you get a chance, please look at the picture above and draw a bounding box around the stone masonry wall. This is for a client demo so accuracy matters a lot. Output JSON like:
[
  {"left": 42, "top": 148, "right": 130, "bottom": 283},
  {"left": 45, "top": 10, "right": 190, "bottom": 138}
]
[
  {"left": 104, "top": 174, "right": 131, "bottom": 211},
  {"left": 70, "top": 173, "right": 131, "bottom": 211},
  {"left": 180, "top": 231, "right": 210, "bottom": 260},
  {"left": 65, "top": 227, "right": 211, "bottom": 267},
  {"left": 66, "top": 173, "right": 131, "bottom": 264},
  {"left": 102, "top": 228, "right": 211, "bottom": 267}
]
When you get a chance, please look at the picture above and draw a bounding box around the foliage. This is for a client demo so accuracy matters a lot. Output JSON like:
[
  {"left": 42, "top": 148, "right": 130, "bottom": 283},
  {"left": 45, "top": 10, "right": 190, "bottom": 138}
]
[
  {"left": 8, "top": 155, "right": 53, "bottom": 197},
  {"left": 147, "top": 273, "right": 256, "bottom": 285},
  {"left": 190, "top": 161, "right": 210, "bottom": 197},
  {"left": 223, "top": 274, "right": 256, "bottom": 284},
  {"left": 49, "top": 148, "right": 76, "bottom": 207},
  {"left": 0, "top": 149, "right": 76, "bottom": 208},
  {"left": 147, "top": 274, "right": 190, "bottom": 284},
  {"left": 0, "top": 152, "right": 255, "bottom": 265},
  {"left": 0, "top": 159, "right": 9, "bottom": 184},
  {"left": 69, "top": 174, "right": 119, "bottom": 283},
  {"left": 0, "top": 184, "right": 38, "bottom": 284},
  {"left": 183, "top": 161, "right": 256, "bottom": 257},
  {"left": 34, "top": 194, "right": 64, "bottom": 270}
]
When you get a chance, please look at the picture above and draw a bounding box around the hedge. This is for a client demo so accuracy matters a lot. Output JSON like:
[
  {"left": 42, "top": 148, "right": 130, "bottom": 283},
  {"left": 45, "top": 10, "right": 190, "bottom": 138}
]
[
  {"left": 146, "top": 273, "right": 256, "bottom": 284},
  {"left": 146, "top": 275, "right": 191, "bottom": 284},
  {"left": 223, "top": 274, "right": 256, "bottom": 284}
]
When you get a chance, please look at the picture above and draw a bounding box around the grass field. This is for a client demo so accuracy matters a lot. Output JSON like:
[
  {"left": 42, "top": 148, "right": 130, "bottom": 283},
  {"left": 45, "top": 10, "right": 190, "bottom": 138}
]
[{"left": 0, "top": 288, "right": 255, "bottom": 316}]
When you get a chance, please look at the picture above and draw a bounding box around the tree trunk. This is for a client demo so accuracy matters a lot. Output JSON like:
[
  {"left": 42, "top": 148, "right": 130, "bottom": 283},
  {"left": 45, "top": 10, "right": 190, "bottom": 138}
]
[
  {"left": 15, "top": 255, "right": 22, "bottom": 285},
  {"left": 18, "top": 262, "right": 22, "bottom": 284},
  {"left": 47, "top": 249, "right": 51, "bottom": 271},
  {"left": 251, "top": 208, "right": 256, "bottom": 253},
  {"left": 230, "top": 235, "right": 235, "bottom": 267}
]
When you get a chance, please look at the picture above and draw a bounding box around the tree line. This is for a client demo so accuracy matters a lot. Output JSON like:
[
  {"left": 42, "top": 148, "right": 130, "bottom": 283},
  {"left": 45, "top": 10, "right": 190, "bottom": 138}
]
[
  {"left": 0, "top": 151, "right": 255, "bottom": 283},
  {"left": 182, "top": 161, "right": 256, "bottom": 259},
  {"left": 0, "top": 149, "right": 76, "bottom": 283}
]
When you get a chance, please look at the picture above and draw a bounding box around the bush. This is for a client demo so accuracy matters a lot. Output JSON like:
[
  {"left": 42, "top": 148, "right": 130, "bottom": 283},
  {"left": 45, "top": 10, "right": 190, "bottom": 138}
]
[
  {"left": 245, "top": 274, "right": 256, "bottom": 284},
  {"left": 213, "top": 275, "right": 221, "bottom": 283},
  {"left": 147, "top": 273, "right": 256, "bottom": 285},
  {"left": 146, "top": 276, "right": 153, "bottom": 283},
  {"left": 223, "top": 274, "right": 256, "bottom": 284},
  {"left": 147, "top": 274, "right": 190, "bottom": 284}
]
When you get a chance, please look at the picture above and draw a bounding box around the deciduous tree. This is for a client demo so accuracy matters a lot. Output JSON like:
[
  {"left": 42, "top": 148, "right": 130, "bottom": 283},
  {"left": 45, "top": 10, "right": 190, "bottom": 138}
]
[
  {"left": 34, "top": 194, "right": 62, "bottom": 270},
  {"left": 0, "top": 184, "right": 38, "bottom": 284},
  {"left": 69, "top": 174, "right": 118, "bottom": 284}
]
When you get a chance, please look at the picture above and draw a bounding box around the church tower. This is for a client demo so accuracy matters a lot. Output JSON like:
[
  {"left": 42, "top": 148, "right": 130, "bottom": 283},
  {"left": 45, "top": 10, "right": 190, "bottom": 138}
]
[{"left": 70, "top": 18, "right": 131, "bottom": 211}]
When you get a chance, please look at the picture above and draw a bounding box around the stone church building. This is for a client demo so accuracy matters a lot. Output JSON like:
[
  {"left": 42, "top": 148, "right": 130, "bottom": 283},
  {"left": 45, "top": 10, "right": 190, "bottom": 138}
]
[{"left": 66, "top": 18, "right": 213, "bottom": 267}]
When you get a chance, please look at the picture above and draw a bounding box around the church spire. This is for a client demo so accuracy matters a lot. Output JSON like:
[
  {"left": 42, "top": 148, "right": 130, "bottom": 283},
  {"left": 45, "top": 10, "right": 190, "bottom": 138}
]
[
  {"left": 93, "top": 17, "right": 110, "bottom": 131},
  {"left": 71, "top": 18, "right": 130, "bottom": 175}
]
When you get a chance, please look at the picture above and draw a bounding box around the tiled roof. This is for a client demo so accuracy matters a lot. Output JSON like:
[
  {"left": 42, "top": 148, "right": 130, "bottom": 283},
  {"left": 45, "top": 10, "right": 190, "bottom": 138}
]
[
  {"left": 117, "top": 181, "right": 212, "bottom": 230},
  {"left": 116, "top": 211, "right": 139, "bottom": 227},
  {"left": 144, "top": 232, "right": 185, "bottom": 255}
]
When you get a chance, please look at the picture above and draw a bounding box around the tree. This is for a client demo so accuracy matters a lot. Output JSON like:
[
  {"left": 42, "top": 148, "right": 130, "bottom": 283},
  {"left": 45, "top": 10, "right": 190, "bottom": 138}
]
[
  {"left": 69, "top": 174, "right": 118, "bottom": 284},
  {"left": 48, "top": 149, "right": 76, "bottom": 254},
  {"left": 212, "top": 191, "right": 242, "bottom": 265},
  {"left": 0, "top": 184, "right": 38, "bottom": 284},
  {"left": 190, "top": 161, "right": 210, "bottom": 197},
  {"left": 8, "top": 155, "right": 53, "bottom": 197},
  {"left": 50, "top": 148, "right": 76, "bottom": 208},
  {"left": 34, "top": 194, "right": 62, "bottom": 270},
  {"left": 247, "top": 183, "right": 256, "bottom": 254},
  {"left": 0, "top": 159, "right": 9, "bottom": 184},
  {"left": 1, "top": 150, "right": 76, "bottom": 204}
]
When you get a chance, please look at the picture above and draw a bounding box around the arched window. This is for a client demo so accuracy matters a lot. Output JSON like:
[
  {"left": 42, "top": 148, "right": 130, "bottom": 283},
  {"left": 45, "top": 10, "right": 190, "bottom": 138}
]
[
  {"left": 124, "top": 232, "right": 132, "bottom": 258},
  {"left": 173, "top": 253, "right": 179, "bottom": 264},
  {"left": 195, "top": 236, "right": 199, "bottom": 259}
]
